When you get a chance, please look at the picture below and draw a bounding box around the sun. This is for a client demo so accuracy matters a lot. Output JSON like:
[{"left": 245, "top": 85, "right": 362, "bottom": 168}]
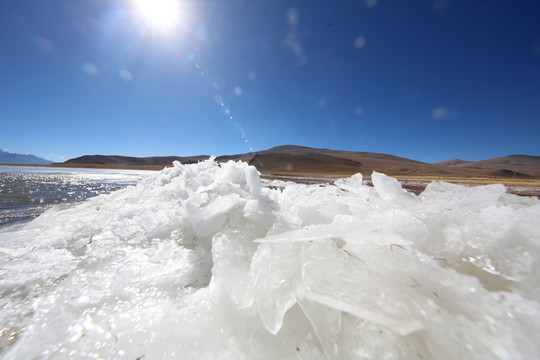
[{"left": 136, "top": 0, "right": 181, "bottom": 33}]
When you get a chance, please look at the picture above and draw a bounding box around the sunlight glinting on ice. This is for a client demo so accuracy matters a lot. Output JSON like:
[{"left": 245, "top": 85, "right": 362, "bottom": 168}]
[{"left": 1, "top": 159, "right": 539, "bottom": 359}]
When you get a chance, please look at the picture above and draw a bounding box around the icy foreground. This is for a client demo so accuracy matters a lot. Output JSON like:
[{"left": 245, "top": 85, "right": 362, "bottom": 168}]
[{"left": 1, "top": 160, "right": 539, "bottom": 359}]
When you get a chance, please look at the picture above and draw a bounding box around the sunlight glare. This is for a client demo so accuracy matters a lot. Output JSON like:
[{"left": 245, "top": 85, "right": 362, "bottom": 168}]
[{"left": 136, "top": 0, "right": 180, "bottom": 32}]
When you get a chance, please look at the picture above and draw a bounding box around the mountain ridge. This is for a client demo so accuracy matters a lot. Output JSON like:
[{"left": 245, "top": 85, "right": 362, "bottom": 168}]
[
  {"left": 432, "top": 155, "right": 540, "bottom": 178},
  {"left": 51, "top": 145, "right": 540, "bottom": 179},
  {"left": 0, "top": 149, "right": 52, "bottom": 165}
]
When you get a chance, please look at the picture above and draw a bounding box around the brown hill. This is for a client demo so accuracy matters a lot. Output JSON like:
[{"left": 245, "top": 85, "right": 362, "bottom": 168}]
[
  {"left": 53, "top": 146, "right": 539, "bottom": 181},
  {"left": 433, "top": 155, "right": 540, "bottom": 178},
  {"left": 55, "top": 154, "right": 210, "bottom": 170},
  {"left": 431, "top": 159, "right": 475, "bottom": 167},
  {"left": 218, "top": 145, "right": 424, "bottom": 165},
  {"left": 218, "top": 145, "right": 530, "bottom": 179},
  {"left": 247, "top": 152, "right": 363, "bottom": 176},
  {"left": 216, "top": 145, "right": 432, "bottom": 177}
]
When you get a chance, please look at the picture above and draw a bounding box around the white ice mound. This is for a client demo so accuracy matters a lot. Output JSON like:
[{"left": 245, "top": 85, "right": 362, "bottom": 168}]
[{"left": 1, "top": 159, "right": 540, "bottom": 359}]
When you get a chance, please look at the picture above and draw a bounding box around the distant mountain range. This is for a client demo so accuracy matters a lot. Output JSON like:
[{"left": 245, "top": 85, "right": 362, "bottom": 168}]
[
  {"left": 0, "top": 149, "right": 52, "bottom": 165},
  {"left": 51, "top": 145, "right": 540, "bottom": 180}
]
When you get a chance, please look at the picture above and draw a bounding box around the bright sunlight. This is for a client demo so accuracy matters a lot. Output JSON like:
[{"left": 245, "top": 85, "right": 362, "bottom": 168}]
[{"left": 136, "top": 0, "right": 180, "bottom": 33}]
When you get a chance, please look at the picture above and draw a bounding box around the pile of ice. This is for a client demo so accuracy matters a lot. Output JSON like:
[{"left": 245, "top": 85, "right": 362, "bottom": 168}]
[{"left": 1, "top": 159, "right": 539, "bottom": 359}]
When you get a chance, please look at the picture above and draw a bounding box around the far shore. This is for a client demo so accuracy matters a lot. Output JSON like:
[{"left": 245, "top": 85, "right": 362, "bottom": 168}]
[
  {"left": 261, "top": 174, "right": 540, "bottom": 197},
  {"left": 3, "top": 163, "right": 540, "bottom": 197},
  {"left": 0, "top": 163, "right": 165, "bottom": 171}
]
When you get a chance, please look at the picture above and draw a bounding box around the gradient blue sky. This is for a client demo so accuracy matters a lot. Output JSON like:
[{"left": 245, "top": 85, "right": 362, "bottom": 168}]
[{"left": 1, "top": 0, "right": 539, "bottom": 163}]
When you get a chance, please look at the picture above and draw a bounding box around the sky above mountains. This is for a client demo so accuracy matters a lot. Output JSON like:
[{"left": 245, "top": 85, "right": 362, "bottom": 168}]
[{"left": 1, "top": 0, "right": 539, "bottom": 163}]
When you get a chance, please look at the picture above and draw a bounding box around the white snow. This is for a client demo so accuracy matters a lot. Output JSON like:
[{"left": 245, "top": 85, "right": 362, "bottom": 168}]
[{"left": 0, "top": 159, "right": 539, "bottom": 359}]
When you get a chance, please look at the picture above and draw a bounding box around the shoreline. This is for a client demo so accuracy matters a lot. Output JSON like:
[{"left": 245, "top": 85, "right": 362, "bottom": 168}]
[
  {"left": 3, "top": 163, "right": 540, "bottom": 197},
  {"left": 261, "top": 174, "right": 540, "bottom": 197},
  {"left": 0, "top": 163, "right": 166, "bottom": 171}
]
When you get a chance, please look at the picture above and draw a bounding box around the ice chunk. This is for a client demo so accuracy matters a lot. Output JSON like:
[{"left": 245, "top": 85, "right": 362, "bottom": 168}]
[
  {"left": 372, "top": 170, "right": 417, "bottom": 202},
  {"left": 334, "top": 172, "right": 363, "bottom": 193},
  {"left": 249, "top": 242, "right": 304, "bottom": 334},
  {"left": 245, "top": 165, "right": 262, "bottom": 195},
  {"left": 301, "top": 240, "right": 424, "bottom": 336},
  {"left": 298, "top": 298, "right": 342, "bottom": 358},
  {"left": 184, "top": 193, "right": 245, "bottom": 237},
  {"left": 420, "top": 181, "right": 506, "bottom": 209},
  {"left": 1, "top": 159, "right": 539, "bottom": 359}
]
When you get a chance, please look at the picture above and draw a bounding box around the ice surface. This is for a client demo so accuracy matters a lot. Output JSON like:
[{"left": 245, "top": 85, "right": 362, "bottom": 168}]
[{"left": 1, "top": 159, "right": 539, "bottom": 359}]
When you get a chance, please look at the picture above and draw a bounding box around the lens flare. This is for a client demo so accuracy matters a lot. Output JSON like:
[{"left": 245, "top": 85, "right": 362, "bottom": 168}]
[
  {"left": 33, "top": 36, "right": 53, "bottom": 52},
  {"left": 120, "top": 70, "right": 133, "bottom": 82},
  {"left": 82, "top": 62, "right": 99, "bottom": 76},
  {"left": 189, "top": 61, "right": 253, "bottom": 150},
  {"left": 366, "top": 0, "right": 378, "bottom": 9},
  {"left": 354, "top": 36, "right": 366, "bottom": 49}
]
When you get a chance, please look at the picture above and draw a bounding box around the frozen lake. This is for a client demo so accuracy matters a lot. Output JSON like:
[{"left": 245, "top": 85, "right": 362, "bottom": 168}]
[{"left": 0, "top": 166, "right": 156, "bottom": 228}]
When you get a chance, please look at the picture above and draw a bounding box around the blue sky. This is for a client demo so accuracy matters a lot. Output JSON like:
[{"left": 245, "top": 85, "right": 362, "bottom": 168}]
[{"left": 1, "top": 0, "right": 539, "bottom": 163}]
